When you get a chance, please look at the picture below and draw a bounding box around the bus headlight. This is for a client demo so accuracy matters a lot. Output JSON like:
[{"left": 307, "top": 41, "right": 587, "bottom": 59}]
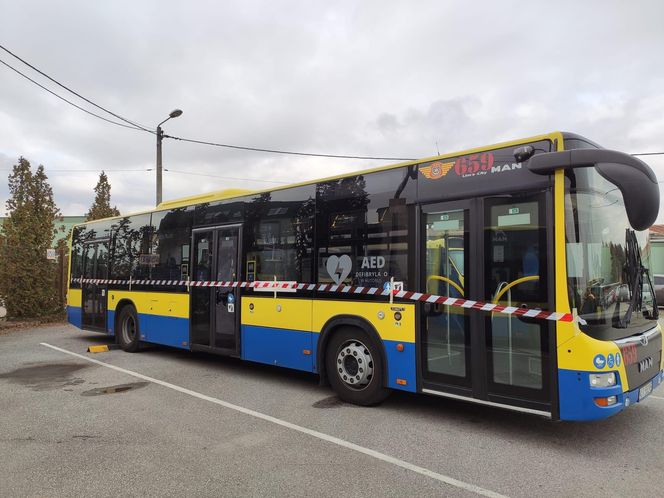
[{"left": 589, "top": 372, "right": 616, "bottom": 388}]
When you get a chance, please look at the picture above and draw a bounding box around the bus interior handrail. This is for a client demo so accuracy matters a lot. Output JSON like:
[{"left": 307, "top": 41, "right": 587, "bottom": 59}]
[
  {"left": 492, "top": 275, "right": 540, "bottom": 304},
  {"left": 426, "top": 275, "right": 464, "bottom": 296}
]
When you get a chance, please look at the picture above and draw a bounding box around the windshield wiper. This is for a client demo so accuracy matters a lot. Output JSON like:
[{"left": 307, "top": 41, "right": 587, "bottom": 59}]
[{"left": 616, "top": 229, "right": 658, "bottom": 328}]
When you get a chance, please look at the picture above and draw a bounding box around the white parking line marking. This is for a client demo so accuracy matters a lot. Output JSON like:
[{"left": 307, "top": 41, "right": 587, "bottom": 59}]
[
  {"left": 651, "top": 395, "right": 664, "bottom": 400},
  {"left": 41, "top": 342, "right": 506, "bottom": 498}
]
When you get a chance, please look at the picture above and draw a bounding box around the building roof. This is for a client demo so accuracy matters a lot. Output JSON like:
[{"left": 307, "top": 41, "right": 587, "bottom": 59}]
[{"left": 650, "top": 224, "right": 664, "bottom": 239}]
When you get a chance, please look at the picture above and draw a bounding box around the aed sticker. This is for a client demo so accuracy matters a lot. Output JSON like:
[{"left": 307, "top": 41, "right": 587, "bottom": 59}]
[
  {"left": 593, "top": 354, "right": 606, "bottom": 369},
  {"left": 616, "top": 353, "right": 621, "bottom": 367},
  {"left": 607, "top": 353, "right": 615, "bottom": 368}
]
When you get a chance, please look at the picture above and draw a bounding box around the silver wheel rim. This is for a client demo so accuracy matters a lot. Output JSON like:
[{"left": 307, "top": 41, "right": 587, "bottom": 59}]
[
  {"left": 335, "top": 339, "right": 374, "bottom": 390},
  {"left": 122, "top": 314, "right": 136, "bottom": 344}
]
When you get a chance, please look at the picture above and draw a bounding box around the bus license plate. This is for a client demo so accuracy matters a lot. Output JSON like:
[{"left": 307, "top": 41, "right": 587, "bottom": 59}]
[{"left": 639, "top": 382, "right": 653, "bottom": 401}]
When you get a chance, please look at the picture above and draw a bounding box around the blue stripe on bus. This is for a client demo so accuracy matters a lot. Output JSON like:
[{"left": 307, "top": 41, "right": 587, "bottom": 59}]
[
  {"left": 107, "top": 310, "right": 188, "bottom": 348},
  {"left": 67, "top": 305, "right": 82, "bottom": 329},
  {"left": 138, "top": 313, "right": 190, "bottom": 349},
  {"left": 241, "top": 325, "right": 315, "bottom": 372},
  {"left": 70, "top": 309, "right": 416, "bottom": 393},
  {"left": 107, "top": 310, "right": 116, "bottom": 336},
  {"left": 240, "top": 325, "right": 416, "bottom": 392},
  {"left": 384, "top": 339, "right": 416, "bottom": 392}
]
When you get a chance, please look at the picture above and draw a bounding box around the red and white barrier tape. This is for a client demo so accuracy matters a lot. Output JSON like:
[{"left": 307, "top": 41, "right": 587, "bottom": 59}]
[{"left": 71, "top": 277, "right": 576, "bottom": 323}]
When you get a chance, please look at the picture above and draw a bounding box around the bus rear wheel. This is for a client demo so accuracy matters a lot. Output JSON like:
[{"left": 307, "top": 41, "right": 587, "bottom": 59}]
[
  {"left": 117, "top": 305, "right": 141, "bottom": 353},
  {"left": 325, "top": 327, "right": 390, "bottom": 406}
]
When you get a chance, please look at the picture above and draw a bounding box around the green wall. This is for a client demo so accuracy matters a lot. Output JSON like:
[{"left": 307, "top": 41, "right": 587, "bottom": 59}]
[
  {"left": 0, "top": 215, "right": 86, "bottom": 246},
  {"left": 651, "top": 240, "right": 664, "bottom": 275}
]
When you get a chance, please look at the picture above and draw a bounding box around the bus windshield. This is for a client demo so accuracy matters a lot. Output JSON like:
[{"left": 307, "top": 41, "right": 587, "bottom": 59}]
[{"left": 565, "top": 168, "right": 658, "bottom": 340}]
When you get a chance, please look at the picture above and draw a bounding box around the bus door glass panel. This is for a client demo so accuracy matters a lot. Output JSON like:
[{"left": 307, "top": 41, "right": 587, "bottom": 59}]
[
  {"left": 422, "top": 207, "right": 471, "bottom": 387},
  {"left": 190, "top": 231, "right": 213, "bottom": 346},
  {"left": 213, "top": 228, "right": 239, "bottom": 350},
  {"left": 81, "top": 241, "right": 108, "bottom": 331},
  {"left": 81, "top": 243, "right": 96, "bottom": 328},
  {"left": 94, "top": 242, "right": 108, "bottom": 330},
  {"left": 484, "top": 196, "right": 549, "bottom": 401}
]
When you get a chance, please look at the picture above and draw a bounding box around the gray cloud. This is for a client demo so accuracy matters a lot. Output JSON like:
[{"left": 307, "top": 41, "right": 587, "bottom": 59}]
[{"left": 1, "top": 0, "right": 663, "bottom": 221}]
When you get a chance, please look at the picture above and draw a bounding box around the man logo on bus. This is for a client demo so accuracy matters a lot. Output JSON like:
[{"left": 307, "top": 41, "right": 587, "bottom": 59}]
[{"left": 419, "top": 161, "right": 454, "bottom": 179}]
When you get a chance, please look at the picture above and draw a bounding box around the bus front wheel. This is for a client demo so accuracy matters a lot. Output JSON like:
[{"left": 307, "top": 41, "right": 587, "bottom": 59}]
[
  {"left": 325, "top": 326, "right": 390, "bottom": 406},
  {"left": 117, "top": 305, "right": 141, "bottom": 353}
]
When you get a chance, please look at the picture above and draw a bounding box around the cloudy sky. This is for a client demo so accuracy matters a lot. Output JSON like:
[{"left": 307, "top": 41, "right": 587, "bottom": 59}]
[{"left": 1, "top": 0, "right": 663, "bottom": 220}]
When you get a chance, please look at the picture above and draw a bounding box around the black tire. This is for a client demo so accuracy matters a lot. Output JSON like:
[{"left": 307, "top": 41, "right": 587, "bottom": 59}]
[
  {"left": 117, "top": 305, "right": 141, "bottom": 353},
  {"left": 325, "top": 326, "right": 390, "bottom": 406}
]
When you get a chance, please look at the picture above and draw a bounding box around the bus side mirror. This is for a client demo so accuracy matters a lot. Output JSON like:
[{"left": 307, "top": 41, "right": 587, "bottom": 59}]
[{"left": 525, "top": 149, "right": 659, "bottom": 231}]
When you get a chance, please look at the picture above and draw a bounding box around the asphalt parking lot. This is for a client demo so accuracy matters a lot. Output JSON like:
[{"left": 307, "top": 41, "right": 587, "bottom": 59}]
[{"left": 1, "top": 324, "right": 663, "bottom": 497}]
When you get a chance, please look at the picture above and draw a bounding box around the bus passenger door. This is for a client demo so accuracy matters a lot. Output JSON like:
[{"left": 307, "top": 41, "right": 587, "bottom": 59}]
[
  {"left": 483, "top": 194, "right": 551, "bottom": 410},
  {"left": 213, "top": 227, "right": 240, "bottom": 350},
  {"left": 420, "top": 193, "right": 552, "bottom": 414},
  {"left": 81, "top": 240, "right": 109, "bottom": 332},
  {"left": 190, "top": 226, "right": 240, "bottom": 353},
  {"left": 420, "top": 201, "right": 474, "bottom": 394}
]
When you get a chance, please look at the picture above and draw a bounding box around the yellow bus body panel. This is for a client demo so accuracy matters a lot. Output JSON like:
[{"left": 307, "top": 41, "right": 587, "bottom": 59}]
[
  {"left": 312, "top": 300, "right": 415, "bottom": 343},
  {"left": 108, "top": 290, "right": 189, "bottom": 319},
  {"left": 553, "top": 134, "right": 575, "bottom": 347},
  {"left": 241, "top": 296, "right": 313, "bottom": 332},
  {"left": 556, "top": 329, "right": 631, "bottom": 389},
  {"left": 239, "top": 297, "right": 415, "bottom": 343},
  {"left": 68, "top": 288, "right": 82, "bottom": 307}
]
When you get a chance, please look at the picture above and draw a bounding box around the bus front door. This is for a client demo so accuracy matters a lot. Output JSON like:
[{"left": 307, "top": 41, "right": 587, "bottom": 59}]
[
  {"left": 420, "top": 193, "right": 552, "bottom": 415},
  {"left": 482, "top": 194, "right": 551, "bottom": 412},
  {"left": 190, "top": 226, "right": 241, "bottom": 353},
  {"left": 81, "top": 239, "right": 109, "bottom": 332}
]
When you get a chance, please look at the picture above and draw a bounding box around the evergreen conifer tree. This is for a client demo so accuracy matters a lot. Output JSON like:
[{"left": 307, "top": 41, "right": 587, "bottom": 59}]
[
  {"left": 86, "top": 171, "right": 120, "bottom": 221},
  {"left": 0, "top": 157, "right": 61, "bottom": 318}
]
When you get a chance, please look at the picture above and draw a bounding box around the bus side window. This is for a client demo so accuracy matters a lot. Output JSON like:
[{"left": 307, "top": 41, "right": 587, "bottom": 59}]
[
  {"left": 110, "top": 214, "right": 151, "bottom": 282},
  {"left": 70, "top": 226, "right": 85, "bottom": 287},
  {"left": 150, "top": 207, "right": 194, "bottom": 287},
  {"left": 244, "top": 186, "right": 315, "bottom": 283},
  {"left": 316, "top": 169, "right": 414, "bottom": 288}
]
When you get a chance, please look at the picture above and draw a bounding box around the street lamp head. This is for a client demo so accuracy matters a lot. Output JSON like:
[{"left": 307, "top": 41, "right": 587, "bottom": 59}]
[{"left": 155, "top": 108, "right": 183, "bottom": 205}]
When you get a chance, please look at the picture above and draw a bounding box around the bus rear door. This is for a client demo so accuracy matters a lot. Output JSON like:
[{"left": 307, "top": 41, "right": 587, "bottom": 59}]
[
  {"left": 190, "top": 225, "right": 241, "bottom": 353},
  {"left": 81, "top": 239, "right": 109, "bottom": 332}
]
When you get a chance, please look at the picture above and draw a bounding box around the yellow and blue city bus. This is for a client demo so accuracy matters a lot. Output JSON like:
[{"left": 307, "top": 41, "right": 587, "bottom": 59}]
[{"left": 66, "top": 132, "right": 663, "bottom": 421}]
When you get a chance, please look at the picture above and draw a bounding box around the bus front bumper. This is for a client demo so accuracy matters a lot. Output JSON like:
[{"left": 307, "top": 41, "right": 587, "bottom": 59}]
[{"left": 559, "top": 369, "right": 664, "bottom": 421}]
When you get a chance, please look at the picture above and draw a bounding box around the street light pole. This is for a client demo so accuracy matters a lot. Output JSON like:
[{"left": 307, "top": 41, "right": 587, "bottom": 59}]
[
  {"left": 156, "top": 125, "right": 164, "bottom": 206},
  {"left": 155, "top": 109, "right": 183, "bottom": 206}
]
